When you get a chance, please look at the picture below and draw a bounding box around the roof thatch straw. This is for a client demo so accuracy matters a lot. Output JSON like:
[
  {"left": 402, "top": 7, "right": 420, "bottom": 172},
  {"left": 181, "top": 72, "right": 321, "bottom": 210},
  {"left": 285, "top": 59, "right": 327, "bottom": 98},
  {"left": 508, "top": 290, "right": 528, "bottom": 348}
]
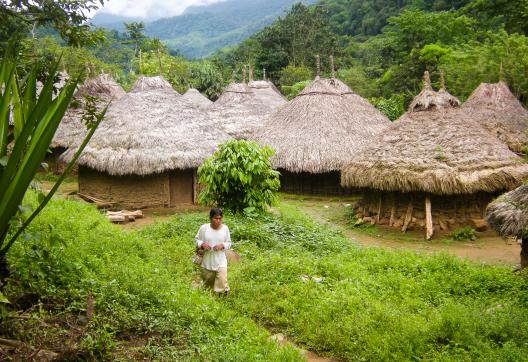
[
  {"left": 248, "top": 80, "right": 287, "bottom": 109},
  {"left": 341, "top": 76, "right": 528, "bottom": 195},
  {"left": 212, "top": 82, "right": 254, "bottom": 106},
  {"left": 52, "top": 74, "right": 126, "bottom": 148},
  {"left": 408, "top": 71, "right": 460, "bottom": 112},
  {"left": 255, "top": 77, "right": 391, "bottom": 173},
  {"left": 131, "top": 75, "right": 177, "bottom": 93},
  {"left": 486, "top": 185, "right": 528, "bottom": 238},
  {"left": 461, "top": 81, "right": 528, "bottom": 152},
  {"left": 208, "top": 81, "right": 281, "bottom": 139},
  {"left": 181, "top": 88, "right": 212, "bottom": 109},
  {"left": 61, "top": 76, "right": 229, "bottom": 176}
]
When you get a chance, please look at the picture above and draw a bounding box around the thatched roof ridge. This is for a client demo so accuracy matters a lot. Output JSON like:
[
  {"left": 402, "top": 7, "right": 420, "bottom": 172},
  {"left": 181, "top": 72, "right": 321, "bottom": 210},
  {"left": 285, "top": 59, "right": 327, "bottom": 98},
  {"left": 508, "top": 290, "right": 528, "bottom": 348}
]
[
  {"left": 181, "top": 88, "right": 212, "bottom": 108},
  {"left": 255, "top": 77, "right": 391, "bottom": 173},
  {"left": 408, "top": 71, "right": 460, "bottom": 113},
  {"left": 461, "top": 81, "right": 528, "bottom": 152},
  {"left": 341, "top": 87, "right": 528, "bottom": 194},
  {"left": 486, "top": 185, "right": 528, "bottom": 237},
  {"left": 131, "top": 75, "right": 177, "bottom": 93},
  {"left": 61, "top": 81, "right": 229, "bottom": 176},
  {"left": 52, "top": 74, "right": 126, "bottom": 148}
]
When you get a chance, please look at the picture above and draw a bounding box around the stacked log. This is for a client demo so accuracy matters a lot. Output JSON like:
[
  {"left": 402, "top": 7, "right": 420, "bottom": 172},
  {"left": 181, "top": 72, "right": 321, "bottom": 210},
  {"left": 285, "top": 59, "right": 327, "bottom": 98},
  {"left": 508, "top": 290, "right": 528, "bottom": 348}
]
[{"left": 106, "top": 210, "right": 144, "bottom": 223}]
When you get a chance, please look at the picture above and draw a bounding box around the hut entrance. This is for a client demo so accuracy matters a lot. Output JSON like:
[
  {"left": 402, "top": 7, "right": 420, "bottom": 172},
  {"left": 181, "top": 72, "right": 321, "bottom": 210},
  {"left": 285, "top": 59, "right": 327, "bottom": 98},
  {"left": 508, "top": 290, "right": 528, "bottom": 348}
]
[{"left": 170, "top": 169, "right": 193, "bottom": 206}]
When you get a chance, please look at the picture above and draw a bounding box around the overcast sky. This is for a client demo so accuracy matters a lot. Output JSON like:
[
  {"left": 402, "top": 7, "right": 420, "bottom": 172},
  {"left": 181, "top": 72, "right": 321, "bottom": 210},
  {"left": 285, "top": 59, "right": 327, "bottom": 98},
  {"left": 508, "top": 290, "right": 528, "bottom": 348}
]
[{"left": 96, "top": 0, "right": 225, "bottom": 19}]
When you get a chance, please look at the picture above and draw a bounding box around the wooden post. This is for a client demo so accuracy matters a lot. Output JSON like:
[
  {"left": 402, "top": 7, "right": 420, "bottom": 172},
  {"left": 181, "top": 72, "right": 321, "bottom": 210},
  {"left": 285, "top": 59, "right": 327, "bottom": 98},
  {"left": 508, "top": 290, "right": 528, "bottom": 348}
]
[
  {"left": 402, "top": 199, "right": 413, "bottom": 232},
  {"left": 389, "top": 195, "right": 396, "bottom": 227},
  {"left": 425, "top": 195, "right": 434, "bottom": 240},
  {"left": 376, "top": 195, "right": 382, "bottom": 224}
]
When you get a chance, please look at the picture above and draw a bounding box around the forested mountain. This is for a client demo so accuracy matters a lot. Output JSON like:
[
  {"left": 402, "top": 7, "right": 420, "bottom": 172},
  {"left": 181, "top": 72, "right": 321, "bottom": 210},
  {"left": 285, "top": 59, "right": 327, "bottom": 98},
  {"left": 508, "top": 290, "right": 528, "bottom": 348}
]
[
  {"left": 214, "top": 0, "right": 528, "bottom": 117},
  {"left": 93, "top": 0, "right": 317, "bottom": 58}
]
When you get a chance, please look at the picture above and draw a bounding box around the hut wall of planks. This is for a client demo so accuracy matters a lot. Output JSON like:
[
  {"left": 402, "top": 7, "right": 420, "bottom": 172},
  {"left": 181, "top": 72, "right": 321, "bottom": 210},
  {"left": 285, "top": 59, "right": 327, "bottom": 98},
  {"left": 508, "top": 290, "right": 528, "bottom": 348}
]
[{"left": 354, "top": 190, "right": 499, "bottom": 233}]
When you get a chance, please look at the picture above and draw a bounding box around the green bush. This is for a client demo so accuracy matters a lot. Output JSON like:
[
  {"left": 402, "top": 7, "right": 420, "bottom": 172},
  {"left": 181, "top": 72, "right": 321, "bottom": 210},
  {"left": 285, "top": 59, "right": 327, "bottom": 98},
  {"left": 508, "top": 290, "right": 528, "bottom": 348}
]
[
  {"left": 282, "top": 80, "right": 311, "bottom": 100},
  {"left": 369, "top": 94, "right": 406, "bottom": 121},
  {"left": 198, "top": 140, "right": 280, "bottom": 212},
  {"left": 452, "top": 226, "right": 477, "bottom": 241}
]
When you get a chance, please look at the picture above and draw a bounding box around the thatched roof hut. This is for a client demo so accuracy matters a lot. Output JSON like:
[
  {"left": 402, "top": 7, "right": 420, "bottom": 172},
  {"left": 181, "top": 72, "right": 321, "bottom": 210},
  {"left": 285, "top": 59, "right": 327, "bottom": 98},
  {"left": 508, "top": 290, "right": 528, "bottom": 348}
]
[
  {"left": 62, "top": 76, "right": 229, "bottom": 208},
  {"left": 255, "top": 75, "right": 391, "bottom": 195},
  {"left": 461, "top": 81, "right": 528, "bottom": 152},
  {"left": 486, "top": 185, "right": 528, "bottom": 238},
  {"left": 341, "top": 73, "right": 528, "bottom": 238},
  {"left": 208, "top": 81, "right": 277, "bottom": 139},
  {"left": 181, "top": 88, "right": 212, "bottom": 109},
  {"left": 486, "top": 184, "right": 528, "bottom": 268},
  {"left": 257, "top": 77, "right": 390, "bottom": 173},
  {"left": 52, "top": 74, "right": 126, "bottom": 149}
]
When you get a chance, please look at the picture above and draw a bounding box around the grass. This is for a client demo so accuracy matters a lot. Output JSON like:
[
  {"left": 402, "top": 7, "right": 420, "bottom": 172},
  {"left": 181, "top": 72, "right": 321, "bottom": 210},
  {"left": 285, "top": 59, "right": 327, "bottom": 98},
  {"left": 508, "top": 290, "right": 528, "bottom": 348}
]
[{"left": 3, "top": 192, "right": 528, "bottom": 361}]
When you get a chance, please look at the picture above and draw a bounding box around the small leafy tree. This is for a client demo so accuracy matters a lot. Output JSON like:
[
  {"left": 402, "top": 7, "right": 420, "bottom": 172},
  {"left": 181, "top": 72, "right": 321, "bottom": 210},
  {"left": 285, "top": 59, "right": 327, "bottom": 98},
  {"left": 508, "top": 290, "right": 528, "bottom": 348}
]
[{"left": 198, "top": 140, "right": 280, "bottom": 213}]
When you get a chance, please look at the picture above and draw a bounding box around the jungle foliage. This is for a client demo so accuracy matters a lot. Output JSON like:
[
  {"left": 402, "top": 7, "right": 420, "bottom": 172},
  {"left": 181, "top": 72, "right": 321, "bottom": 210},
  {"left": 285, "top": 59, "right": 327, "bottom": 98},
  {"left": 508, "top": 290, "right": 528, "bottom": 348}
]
[{"left": 198, "top": 140, "right": 280, "bottom": 213}]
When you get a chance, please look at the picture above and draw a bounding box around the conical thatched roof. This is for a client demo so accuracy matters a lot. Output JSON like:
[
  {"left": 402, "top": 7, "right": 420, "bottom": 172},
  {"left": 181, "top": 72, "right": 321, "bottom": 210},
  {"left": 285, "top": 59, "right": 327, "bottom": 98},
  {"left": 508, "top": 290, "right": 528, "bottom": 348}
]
[
  {"left": 486, "top": 185, "right": 528, "bottom": 238},
  {"left": 341, "top": 77, "right": 528, "bottom": 195},
  {"left": 255, "top": 77, "right": 391, "bottom": 173},
  {"left": 248, "top": 80, "right": 287, "bottom": 109},
  {"left": 62, "top": 76, "right": 229, "bottom": 176},
  {"left": 208, "top": 82, "right": 278, "bottom": 139},
  {"left": 52, "top": 74, "right": 126, "bottom": 148},
  {"left": 181, "top": 88, "right": 212, "bottom": 109},
  {"left": 461, "top": 81, "right": 528, "bottom": 152}
]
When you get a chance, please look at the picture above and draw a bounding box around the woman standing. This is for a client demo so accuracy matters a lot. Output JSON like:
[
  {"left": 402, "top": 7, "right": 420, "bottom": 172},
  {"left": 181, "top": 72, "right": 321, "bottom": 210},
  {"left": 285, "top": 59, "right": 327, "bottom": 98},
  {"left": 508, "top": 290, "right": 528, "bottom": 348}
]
[{"left": 195, "top": 208, "right": 232, "bottom": 294}]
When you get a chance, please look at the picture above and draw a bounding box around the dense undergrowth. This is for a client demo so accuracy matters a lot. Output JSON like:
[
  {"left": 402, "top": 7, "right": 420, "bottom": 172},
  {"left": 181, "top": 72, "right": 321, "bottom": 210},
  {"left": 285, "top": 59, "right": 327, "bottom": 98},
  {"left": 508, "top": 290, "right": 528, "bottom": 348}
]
[
  {"left": 3, "top": 194, "right": 528, "bottom": 361},
  {"left": 2, "top": 193, "right": 302, "bottom": 361}
]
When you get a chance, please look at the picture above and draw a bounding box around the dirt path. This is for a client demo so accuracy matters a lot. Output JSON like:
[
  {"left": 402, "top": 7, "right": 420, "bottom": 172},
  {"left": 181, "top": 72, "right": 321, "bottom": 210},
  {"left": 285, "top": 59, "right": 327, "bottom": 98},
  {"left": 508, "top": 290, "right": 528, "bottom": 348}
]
[{"left": 282, "top": 196, "right": 520, "bottom": 267}]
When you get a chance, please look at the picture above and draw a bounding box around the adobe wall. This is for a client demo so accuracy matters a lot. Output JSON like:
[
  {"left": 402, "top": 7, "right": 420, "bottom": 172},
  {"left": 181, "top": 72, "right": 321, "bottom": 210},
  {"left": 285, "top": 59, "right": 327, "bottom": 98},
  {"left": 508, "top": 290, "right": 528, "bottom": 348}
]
[
  {"left": 354, "top": 190, "right": 498, "bottom": 234},
  {"left": 79, "top": 166, "right": 171, "bottom": 209},
  {"left": 279, "top": 170, "right": 354, "bottom": 196}
]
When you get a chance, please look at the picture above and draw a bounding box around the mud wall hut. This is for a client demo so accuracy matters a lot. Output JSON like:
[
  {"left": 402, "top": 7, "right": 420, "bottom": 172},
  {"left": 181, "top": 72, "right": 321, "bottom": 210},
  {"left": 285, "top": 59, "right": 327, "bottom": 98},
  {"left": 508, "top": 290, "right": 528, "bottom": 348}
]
[
  {"left": 62, "top": 76, "right": 228, "bottom": 209},
  {"left": 256, "top": 69, "right": 391, "bottom": 195},
  {"left": 49, "top": 74, "right": 126, "bottom": 174},
  {"left": 341, "top": 73, "right": 528, "bottom": 239}
]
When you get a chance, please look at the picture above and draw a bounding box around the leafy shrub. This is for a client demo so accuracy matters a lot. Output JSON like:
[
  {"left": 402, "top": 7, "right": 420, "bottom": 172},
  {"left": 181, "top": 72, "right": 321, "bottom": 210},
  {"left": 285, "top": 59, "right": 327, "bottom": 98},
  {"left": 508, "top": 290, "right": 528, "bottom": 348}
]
[
  {"left": 369, "top": 94, "right": 405, "bottom": 121},
  {"left": 282, "top": 80, "right": 311, "bottom": 100},
  {"left": 198, "top": 140, "right": 280, "bottom": 212},
  {"left": 279, "top": 64, "right": 312, "bottom": 86},
  {"left": 452, "top": 226, "right": 477, "bottom": 241}
]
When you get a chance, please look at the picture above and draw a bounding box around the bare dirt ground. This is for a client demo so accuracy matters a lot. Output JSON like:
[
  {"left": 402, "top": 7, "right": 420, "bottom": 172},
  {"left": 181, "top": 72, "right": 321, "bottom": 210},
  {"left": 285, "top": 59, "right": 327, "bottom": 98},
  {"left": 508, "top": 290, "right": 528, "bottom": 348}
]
[{"left": 281, "top": 194, "right": 520, "bottom": 267}]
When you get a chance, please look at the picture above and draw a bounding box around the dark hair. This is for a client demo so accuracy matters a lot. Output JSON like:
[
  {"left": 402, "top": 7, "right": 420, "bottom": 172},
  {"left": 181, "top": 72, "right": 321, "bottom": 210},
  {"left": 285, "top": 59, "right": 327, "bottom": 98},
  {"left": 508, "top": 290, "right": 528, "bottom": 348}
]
[{"left": 209, "top": 208, "right": 223, "bottom": 219}]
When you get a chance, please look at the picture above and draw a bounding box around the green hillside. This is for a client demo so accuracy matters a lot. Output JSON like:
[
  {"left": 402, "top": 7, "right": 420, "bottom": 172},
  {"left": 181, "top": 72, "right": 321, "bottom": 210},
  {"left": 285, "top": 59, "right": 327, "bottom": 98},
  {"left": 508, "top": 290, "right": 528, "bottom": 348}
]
[{"left": 93, "top": 0, "right": 317, "bottom": 58}]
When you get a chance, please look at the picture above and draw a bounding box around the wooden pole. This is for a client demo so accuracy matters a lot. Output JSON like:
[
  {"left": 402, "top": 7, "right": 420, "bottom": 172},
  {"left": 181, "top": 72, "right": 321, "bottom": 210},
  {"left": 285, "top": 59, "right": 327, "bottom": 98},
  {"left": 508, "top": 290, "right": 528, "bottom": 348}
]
[
  {"left": 389, "top": 195, "right": 396, "bottom": 227},
  {"left": 425, "top": 195, "right": 434, "bottom": 240},
  {"left": 402, "top": 199, "right": 413, "bottom": 232},
  {"left": 376, "top": 194, "right": 382, "bottom": 224}
]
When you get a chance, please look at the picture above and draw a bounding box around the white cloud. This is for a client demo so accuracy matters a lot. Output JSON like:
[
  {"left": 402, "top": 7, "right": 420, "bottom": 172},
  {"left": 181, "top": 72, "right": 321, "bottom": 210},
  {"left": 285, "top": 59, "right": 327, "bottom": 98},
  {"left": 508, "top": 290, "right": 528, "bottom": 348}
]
[{"left": 97, "top": 0, "right": 225, "bottom": 19}]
